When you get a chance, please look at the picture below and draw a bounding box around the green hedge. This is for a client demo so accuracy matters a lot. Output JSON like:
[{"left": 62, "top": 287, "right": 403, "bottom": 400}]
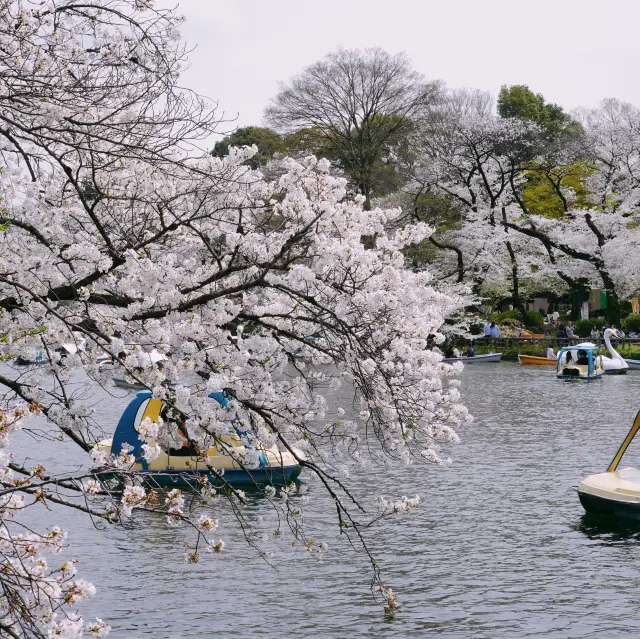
[
  {"left": 574, "top": 318, "right": 606, "bottom": 338},
  {"left": 622, "top": 314, "right": 640, "bottom": 334}
]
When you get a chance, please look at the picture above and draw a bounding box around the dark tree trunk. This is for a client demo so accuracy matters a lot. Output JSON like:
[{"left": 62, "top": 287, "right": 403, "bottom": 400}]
[
  {"left": 505, "top": 239, "right": 527, "bottom": 318},
  {"left": 568, "top": 279, "right": 590, "bottom": 321}
]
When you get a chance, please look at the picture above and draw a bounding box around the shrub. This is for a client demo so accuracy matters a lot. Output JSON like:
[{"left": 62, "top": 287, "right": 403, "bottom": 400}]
[
  {"left": 469, "top": 322, "right": 483, "bottom": 335},
  {"left": 574, "top": 318, "right": 606, "bottom": 338},
  {"left": 622, "top": 314, "right": 640, "bottom": 334},
  {"left": 501, "top": 318, "right": 522, "bottom": 328},
  {"left": 523, "top": 310, "right": 544, "bottom": 329},
  {"left": 498, "top": 309, "right": 522, "bottom": 322}
]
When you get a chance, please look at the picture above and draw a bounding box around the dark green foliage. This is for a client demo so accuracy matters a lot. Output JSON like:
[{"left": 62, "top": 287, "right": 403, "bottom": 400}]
[
  {"left": 212, "top": 126, "right": 286, "bottom": 169},
  {"left": 622, "top": 314, "right": 640, "bottom": 334},
  {"left": 497, "top": 85, "right": 582, "bottom": 138},
  {"left": 523, "top": 310, "right": 544, "bottom": 329},
  {"left": 574, "top": 318, "right": 607, "bottom": 338},
  {"left": 499, "top": 309, "right": 522, "bottom": 321}
]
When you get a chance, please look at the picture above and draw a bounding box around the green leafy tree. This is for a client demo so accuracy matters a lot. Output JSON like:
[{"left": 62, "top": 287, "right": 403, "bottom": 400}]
[
  {"left": 497, "top": 85, "right": 578, "bottom": 136},
  {"left": 212, "top": 126, "right": 287, "bottom": 169},
  {"left": 265, "top": 48, "right": 441, "bottom": 209}
]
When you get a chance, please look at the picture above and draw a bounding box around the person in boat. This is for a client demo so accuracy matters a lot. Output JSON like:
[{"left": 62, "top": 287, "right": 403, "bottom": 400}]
[
  {"left": 576, "top": 349, "right": 589, "bottom": 365},
  {"left": 444, "top": 342, "right": 454, "bottom": 358},
  {"left": 490, "top": 321, "right": 500, "bottom": 338},
  {"left": 546, "top": 346, "right": 556, "bottom": 360},
  {"left": 466, "top": 345, "right": 476, "bottom": 357},
  {"left": 452, "top": 346, "right": 461, "bottom": 358}
]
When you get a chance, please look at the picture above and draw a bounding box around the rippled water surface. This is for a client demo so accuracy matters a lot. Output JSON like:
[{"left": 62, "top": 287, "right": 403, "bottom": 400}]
[{"left": 10, "top": 362, "right": 640, "bottom": 637}]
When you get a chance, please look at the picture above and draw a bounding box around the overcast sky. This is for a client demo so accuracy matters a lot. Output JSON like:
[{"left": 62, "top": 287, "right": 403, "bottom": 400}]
[{"left": 172, "top": 0, "right": 638, "bottom": 142}]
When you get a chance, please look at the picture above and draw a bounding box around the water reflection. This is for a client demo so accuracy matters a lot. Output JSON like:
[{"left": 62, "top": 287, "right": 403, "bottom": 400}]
[{"left": 574, "top": 513, "right": 640, "bottom": 543}]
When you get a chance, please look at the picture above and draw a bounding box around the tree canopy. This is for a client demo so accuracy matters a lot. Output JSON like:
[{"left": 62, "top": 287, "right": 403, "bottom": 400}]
[
  {"left": 212, "top": 126, "right": 287, "bottom": 168},
  {"left": 265, "top": 48, "right": 441, "bottom": 208}
]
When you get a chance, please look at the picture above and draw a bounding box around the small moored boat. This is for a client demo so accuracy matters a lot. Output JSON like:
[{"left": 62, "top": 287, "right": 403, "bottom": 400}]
[
  {"left": 441, "top": 353, "right": 502, "bottom": 363},
  {"left": 578, "top": 410, "right": 640, "bottom": 520},
  {"left": 624, "top": 359, "right": 640, "bottom": 370},
  {"left": 112, "top": 376, "right": 146, "bottom": 390},
  {"left": 556, "top": 343, "right": 604, "bottom": 381},
  {"left": 518, "top": 354, "right": 556, "bottom": 366},
  {"left": 94, "top": 391, "right": 304, "bottom": 487}
]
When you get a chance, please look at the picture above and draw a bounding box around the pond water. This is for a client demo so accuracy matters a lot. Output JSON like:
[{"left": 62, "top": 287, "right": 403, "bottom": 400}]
[{"left": 9, "top": 362, "right": 640, "bottom": 638}]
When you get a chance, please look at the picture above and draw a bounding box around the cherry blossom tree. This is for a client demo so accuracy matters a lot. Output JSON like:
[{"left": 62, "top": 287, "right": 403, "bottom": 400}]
[
  {"left": 404, "top": 94, "right": 640, "bottom": 321},
  {"left": 0, "top": 1, "right": 469, "bottom": 635}
]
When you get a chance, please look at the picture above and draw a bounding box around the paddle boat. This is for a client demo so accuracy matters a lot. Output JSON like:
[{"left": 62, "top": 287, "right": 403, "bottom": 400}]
[
  {"left": 14, "top": 352, "right": 47, "bottom": 366},
  {"left": 288, "top": 334, "right": 325, "bottom": 362},
  {"left": 556, "top": 343, "right": 604, "bottom": 381},
  {"left": 93, "top": 391, "right": 304, "bottom": 487},
  {"left": 601, "top": 328, "right": 629, "bottom": 375},
  {"left": 518, "top": 354, "right": 557, "bottom": 366},
  {"left": 441, "top": 352, "right": 502, "bottom": 363},
  {"left": 578, "top": 410, "right": 640, "bottom": 521}
]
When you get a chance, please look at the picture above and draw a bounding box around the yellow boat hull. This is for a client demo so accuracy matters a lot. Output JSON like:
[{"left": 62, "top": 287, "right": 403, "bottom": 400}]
[{"left": 518, "top": 354, "right": 556, "bottom": 366}]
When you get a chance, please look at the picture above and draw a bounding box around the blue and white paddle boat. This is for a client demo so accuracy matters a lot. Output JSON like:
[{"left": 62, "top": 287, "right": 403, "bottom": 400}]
[
  {"left": 93, "top": 391, "right": 304, "bottom": 487},
  {"left": 556, "top": 343, "right": 604, "bottom": 381},
  {"left": 288, "top": 334, "right": 325, "bottom": 362},
  {"left": 578, "top": 410, "right": 640, "bottom": 520}
]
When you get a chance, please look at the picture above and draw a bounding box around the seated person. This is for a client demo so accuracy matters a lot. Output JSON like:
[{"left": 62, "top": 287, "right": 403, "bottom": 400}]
[
  {"left": 163, "top": 407, "right": 200, "bottom": 457},
  {"left": 576, "top": 350, "right": 589, "bottom": 366},
  {"left": 466, "top": 345, "right": 476, "bottom": 357}
]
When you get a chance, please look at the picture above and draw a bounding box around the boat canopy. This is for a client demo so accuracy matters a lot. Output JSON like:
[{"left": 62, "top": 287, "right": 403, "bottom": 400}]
[{"left": 111, "top": 390, "right": 229, "bottom": 470}]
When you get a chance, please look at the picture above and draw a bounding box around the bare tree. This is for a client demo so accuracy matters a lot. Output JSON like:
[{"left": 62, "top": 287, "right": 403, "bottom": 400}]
[{"left": 265, "top": 47, "right": 442, "bottom": 208}]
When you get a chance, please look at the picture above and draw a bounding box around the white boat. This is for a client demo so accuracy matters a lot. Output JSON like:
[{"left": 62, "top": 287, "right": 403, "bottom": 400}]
[
  {"left": 112, "top": 376, "right": 147, "bottom": 390},
  {"left": 624, "top": 358, "right": 640, "bottom": 370},
  {"left": 601, "top": 328, "right": 628, "bottom": 375},
  {"left": 578, "top": 410, "right": 640, "bottom": 520},
  {"left": 111, "top": 349, "right": 168, "bottom": 390},
  {"left": 441, "top": 352, "right": 502, "bottom": 363}
]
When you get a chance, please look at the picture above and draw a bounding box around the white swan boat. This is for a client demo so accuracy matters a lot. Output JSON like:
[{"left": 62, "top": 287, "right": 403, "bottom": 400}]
[
  {"left": 601, "top": 328, "right": 629, "bottom": 375},
  {"left": 441, "top": 353, "right": 502, "bottom": 363}
]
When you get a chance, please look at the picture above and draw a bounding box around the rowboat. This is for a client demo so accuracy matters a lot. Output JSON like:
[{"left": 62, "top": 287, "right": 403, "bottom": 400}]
[
  {"left": 441, "top": 353, "right": 502, "bottom": 363},
  {"left": 518, "top": 354, "right": 556, "bottom": 366},
  {"left": 624, "top": 359, "right": 640, "bottom": 370},
  {"left": 578, "top": 410, "right": 640, "bottom": 521},
  {"left": 93, "top": 391, "right": 304, "bottom": 487}
]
